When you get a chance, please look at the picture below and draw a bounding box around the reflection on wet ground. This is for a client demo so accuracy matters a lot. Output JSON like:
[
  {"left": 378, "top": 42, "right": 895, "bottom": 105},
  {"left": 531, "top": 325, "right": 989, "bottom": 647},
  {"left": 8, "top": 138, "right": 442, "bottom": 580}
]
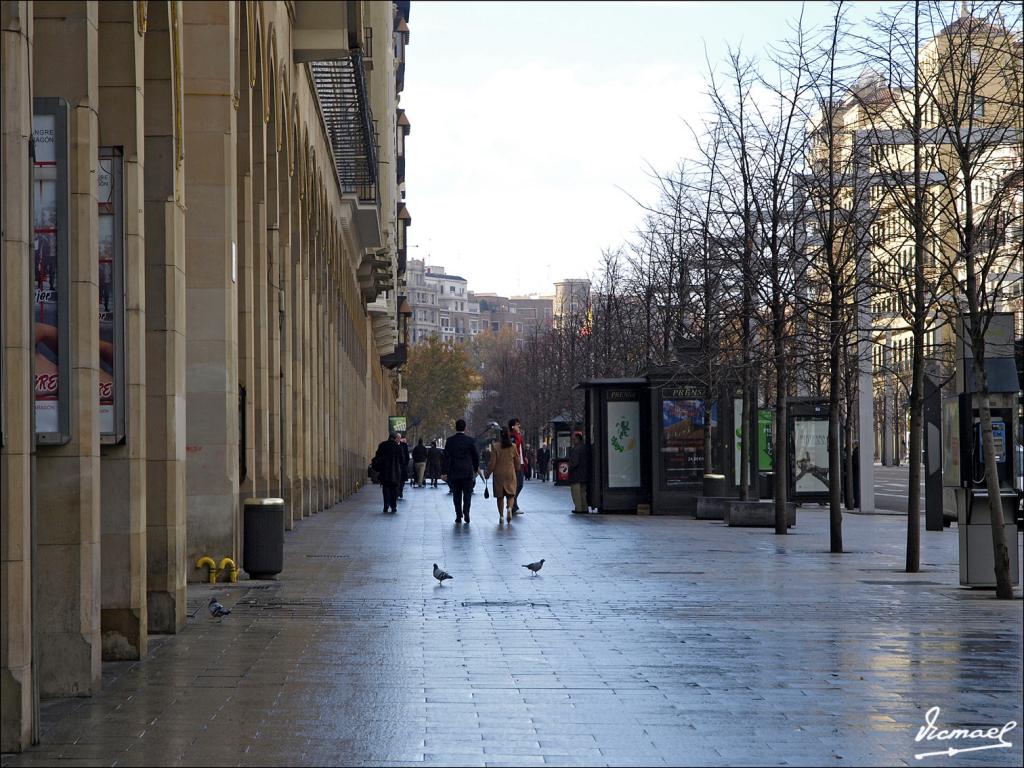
[{"left": 3, "top": 482, "right": 1021, "bottom": 766}]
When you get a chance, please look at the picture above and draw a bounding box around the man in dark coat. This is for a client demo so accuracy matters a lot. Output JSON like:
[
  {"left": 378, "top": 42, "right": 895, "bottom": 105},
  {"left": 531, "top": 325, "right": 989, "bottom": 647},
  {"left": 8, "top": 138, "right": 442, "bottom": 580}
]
[
  {"left": 398, "top": 435, "right": 410, "bottom": 500},
  {"left": 426, "top": 443, "right": 443, "bottom": 487},
  {"left": 442, "top": 418, "right": 480, "bottom": 524},
  {"left": 538, "top": 443, "right": 551, "bottom": 482},
  {"left": 568, "top": 431, "right": 591, "bottom": 513},
  {"left": 372, "top": 432, "right": 404, "bottom": 513},
  {"left": 412, "top": 438, "right": 428, "bottom": 488}
]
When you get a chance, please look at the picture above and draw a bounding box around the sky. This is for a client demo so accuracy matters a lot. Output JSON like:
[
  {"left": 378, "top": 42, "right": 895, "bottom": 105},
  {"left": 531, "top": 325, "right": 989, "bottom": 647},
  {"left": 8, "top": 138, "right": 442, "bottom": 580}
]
[{"left": 400, "top": 0, "right": 885, "bottom": 297}]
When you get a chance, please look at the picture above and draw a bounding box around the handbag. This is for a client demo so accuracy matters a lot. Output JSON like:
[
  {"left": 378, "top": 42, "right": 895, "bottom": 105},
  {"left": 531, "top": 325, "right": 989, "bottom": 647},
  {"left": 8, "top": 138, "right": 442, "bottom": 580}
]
[{"left": 479, "top": 470, "right": 489, "bottom": 499}]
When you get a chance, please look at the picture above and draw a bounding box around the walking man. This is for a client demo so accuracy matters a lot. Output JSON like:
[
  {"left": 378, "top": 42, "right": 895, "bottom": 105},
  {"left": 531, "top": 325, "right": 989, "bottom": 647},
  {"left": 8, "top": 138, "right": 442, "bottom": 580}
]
[
  {"left": 443, "top": 419, "right": 479, "bottom": 524},
  {"left": 372, "top": 432, "right": 404, "bottom": 514},
  {"left": 412, "top": 438, "right": 428, "bottom": 488},
  {"left": 509, "top": 418, "right": 525, "bottom": 514},
  {"left": 426, "top": 441, "right": 443, "bottom": 487},
  {"left": 568, "top": 431, "right": 590, "bottom": 513},
  {"left": 397, "top": 434, "right": 410, "bottom": 499},
  {"left": 538, "top": 443, "right": 551, "bottom": 482}
]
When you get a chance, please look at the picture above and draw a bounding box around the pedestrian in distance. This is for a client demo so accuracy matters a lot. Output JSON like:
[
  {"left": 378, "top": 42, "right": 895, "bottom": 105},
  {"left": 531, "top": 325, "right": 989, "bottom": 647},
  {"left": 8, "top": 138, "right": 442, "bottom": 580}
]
[
  {"left": 412, "top": 438, "right": 428, "bottom": 488},
  {"left": 442, "top": 418, "right": 480, "bottom": 524},
  {"left": 426, "top": 441, "right": 443, "bottom": 487},
  {"left": 538, "top": 443, "right": 551, "bottom": 483},
  {"left": 509, "top": 417, "right": 526, "bottom": 514},
  {"left": 568, "top": 431, "right": 590, "bottom": 513},
  {"left": 397, "top": 434, "right": 411, "bottom": 500},
  {"left": 372, "top": 432, "right": 404, "bottom": 513},
  {"left": 486, "top": 427, "right": 521, "bottom": 525}
]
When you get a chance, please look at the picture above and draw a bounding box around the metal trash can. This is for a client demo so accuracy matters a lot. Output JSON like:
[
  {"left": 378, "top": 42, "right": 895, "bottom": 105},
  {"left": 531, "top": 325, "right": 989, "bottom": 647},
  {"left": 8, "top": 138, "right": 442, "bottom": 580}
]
[{"left": 243, "top": 497, "right": 285, "bottom": 579}]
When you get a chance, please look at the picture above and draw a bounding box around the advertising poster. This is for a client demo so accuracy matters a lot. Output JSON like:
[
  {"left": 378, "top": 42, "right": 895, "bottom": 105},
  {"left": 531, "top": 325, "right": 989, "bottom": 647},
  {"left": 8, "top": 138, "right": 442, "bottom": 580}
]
[
  {"left": 661, "top": 397, "right": 704, "bottom": 487},
  {"left": 793, "top": 418, "right": 830, "bottom": 495},
  {"left": 388, "top": 415, "right": 407, "bottom": 435},
  {"left": 758, "top": 408, "right": 774, "bottom": 470},
  {"left": 98, "top": 156, "right": 116, "bottom": 434},
  {"left": 606, "top": 399, "right": 640, "bottom": 488},
  {"left": 32, "top": 114, "right": 60, "bottom": 434},
  {"left": 734, "top": 399, "right": 743, "bottom": 484},
  {"left": 941, "top": 398, "right": 960, "bottom": 486}
]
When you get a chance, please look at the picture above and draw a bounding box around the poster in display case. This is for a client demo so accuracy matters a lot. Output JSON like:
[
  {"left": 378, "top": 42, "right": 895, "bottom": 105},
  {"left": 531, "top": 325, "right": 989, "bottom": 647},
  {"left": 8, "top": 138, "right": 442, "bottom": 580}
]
[
  {"left": 98, "top": 148, "right": 126, "bottom": 442},
  {"left": 606, "top": 392, "right": 641, "bottom": 488},
  {"left": 660, "top": 387, "right": 705, "bottom": 488},
  {"left": 32, "top": 99, "right": 70, "bottom": 443}
]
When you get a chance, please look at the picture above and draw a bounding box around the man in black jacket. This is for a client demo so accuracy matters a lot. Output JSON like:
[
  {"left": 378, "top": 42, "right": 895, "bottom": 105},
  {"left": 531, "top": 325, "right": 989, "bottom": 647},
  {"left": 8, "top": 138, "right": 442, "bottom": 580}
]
[
  {"left": 442, "top": 419, "right": 480, "bottom": 524},
  {"left": 412, "top": 438, "right": 428, "bottom": 488},
  {"left": 372, "top": 432, "right": 404, "bottom": 513},
  {"left": 426, "top": 443, "right": 443, "bottom": 487},
  {"left": 397, "top": 435, "right": 411, "bottom": 500},
  {"left": 568, "top": 431, "right": 590, "bottom": 513}
]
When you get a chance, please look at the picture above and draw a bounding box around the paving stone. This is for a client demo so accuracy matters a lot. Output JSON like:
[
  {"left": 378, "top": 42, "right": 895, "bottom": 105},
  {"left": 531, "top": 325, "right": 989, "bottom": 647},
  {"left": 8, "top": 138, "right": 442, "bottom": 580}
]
[{"left": 3, "top": 482, "right": 1021, "bottom": 767}]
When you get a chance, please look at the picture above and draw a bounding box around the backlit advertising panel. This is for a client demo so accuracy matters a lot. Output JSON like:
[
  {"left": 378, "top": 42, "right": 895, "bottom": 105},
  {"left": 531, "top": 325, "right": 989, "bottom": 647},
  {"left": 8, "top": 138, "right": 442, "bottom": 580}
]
[
  {"left": 98, "top": 149, "right": 125, "bottom": 442},
  {"left": 606, "top": 391, "right": 641, "bottom": 488},
  {"left": 32, "top": 99, "right": 70, "bottom": 443},
  {"left": 793, "top": 418, "right": 829, "bottom": 495},
  {"left": 661, "top": 387, "right": 705, "bottom": 488}
]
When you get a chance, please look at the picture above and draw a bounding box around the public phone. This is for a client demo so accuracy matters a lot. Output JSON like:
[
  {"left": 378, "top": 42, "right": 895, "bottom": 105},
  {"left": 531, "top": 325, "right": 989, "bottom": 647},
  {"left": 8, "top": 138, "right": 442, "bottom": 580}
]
[{"left": 968, "top": 413, "right": 1012, "bottom": 489}]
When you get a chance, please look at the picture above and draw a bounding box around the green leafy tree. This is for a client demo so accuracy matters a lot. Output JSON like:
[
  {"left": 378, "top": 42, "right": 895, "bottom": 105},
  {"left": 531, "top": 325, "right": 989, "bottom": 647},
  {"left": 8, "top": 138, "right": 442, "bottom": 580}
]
[{"left": 404, "top": 336, "right": 480, "bottom": 441}]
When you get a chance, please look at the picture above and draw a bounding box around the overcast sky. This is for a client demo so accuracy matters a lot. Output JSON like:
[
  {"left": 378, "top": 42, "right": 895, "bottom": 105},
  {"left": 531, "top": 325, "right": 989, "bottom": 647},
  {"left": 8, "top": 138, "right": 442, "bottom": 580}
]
[{"left": 401, "top": 1, "right": 882, "bottom": 297}]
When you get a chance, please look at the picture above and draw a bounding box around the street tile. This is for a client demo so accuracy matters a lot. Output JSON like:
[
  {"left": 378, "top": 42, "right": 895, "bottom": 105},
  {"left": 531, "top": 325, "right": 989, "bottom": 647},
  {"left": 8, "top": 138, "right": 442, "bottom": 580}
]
[{"left": 3, "top": 482, "right": 1021, "bottom": 767}]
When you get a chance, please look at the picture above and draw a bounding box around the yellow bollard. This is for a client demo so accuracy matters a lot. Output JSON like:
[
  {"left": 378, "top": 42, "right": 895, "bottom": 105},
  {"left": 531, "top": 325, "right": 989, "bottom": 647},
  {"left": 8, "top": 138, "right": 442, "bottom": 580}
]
[
  {"left": 196, "top": 556, "right": 218, "bottom": 584},
  {"left": 218, "top": 556, "right": 239, "bottom": 583}
]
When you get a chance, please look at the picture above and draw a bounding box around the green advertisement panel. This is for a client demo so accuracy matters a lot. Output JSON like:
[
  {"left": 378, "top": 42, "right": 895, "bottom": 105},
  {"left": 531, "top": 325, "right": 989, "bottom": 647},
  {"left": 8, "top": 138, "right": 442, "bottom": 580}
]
[
  {"left": 758, "top": 408, "right": 774, "bottom": 470},
  {"left": 388, "top": 415, "right": 407, "bottom": 435}
]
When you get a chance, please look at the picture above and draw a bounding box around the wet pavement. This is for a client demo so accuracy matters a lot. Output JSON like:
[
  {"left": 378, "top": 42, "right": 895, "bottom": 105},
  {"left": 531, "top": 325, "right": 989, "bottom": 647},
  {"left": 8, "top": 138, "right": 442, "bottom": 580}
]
[{"left": 3, "top": 480, "right": 1022, "bottom": 767}]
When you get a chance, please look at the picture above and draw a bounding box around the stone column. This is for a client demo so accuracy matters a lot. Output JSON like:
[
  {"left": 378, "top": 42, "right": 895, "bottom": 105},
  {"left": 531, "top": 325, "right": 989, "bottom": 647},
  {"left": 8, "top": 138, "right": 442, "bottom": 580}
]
[
  {"left": 301, "top": 206, "right": 312, "bottom": 517},
  {"left": 97, "top": 2, "right": 147, "bottom": 659},
  {"left": 1, "top": 0, "right": 36, "bottom": 749},
  {"left": 236, "top": 59, "right": 255, "bottom": 509},
  {"left": 265, "top": 129, "right": 282, "bottom": 502},
  {"left": 143, "top": 0, "right": 187, "bottom": 634},
  {"left": 182, "top": 0, "right": 238, "bottom": 573},
  {"left": 278, "top": 157, "right": 294, "bottom": 528},
  {"left": 33, "top": 0, "right": 102, "bottom": 698},
  {"left": 291, "top": 185, "right": 306, "bottom": 519},
  {"left": 251, "top": 103, "right": 269, "bottom": 498}
]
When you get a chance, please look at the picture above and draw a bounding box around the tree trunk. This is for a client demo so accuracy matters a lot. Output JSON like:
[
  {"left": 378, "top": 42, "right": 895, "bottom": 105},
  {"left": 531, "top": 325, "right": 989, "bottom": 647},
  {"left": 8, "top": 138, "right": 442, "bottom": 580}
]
[
  {"left": 774, "top": 327, "right": 788, "bottom": 535},
  {"left": 828, "top": 294, "right": 843, "bottom": 553},
  {"left": 905, "top": 349, "right": 923, "bottom": 572}
]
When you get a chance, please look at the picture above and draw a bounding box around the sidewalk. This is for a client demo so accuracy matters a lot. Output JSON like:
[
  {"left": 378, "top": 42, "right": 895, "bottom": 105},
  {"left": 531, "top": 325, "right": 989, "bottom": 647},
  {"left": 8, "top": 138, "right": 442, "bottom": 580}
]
[{"left": 3, "top": 479, "right": 1022, "bottom": 767}]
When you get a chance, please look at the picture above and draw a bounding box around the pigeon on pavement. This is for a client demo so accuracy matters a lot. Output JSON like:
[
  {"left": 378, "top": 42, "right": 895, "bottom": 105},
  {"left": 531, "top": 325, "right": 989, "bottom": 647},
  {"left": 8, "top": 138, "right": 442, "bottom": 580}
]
[
  {"left": 522, "top": 559, "right": 545, "bottom": 576},
  {"left": 208, "top": 597, "right": 231, "bottom": 618},
  {"left": 433, "top": 563, "right": 453, "bottom": 585}
]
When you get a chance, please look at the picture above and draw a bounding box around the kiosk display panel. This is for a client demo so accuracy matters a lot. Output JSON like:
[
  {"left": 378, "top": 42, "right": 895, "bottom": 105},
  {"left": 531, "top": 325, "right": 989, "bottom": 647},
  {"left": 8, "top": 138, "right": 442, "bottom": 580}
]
[
  {"left": 660, "top": 389, "right": 704, "bottom": 488},
  {"left": 606, "top": 390, "right": 641, "bottom": 488}
]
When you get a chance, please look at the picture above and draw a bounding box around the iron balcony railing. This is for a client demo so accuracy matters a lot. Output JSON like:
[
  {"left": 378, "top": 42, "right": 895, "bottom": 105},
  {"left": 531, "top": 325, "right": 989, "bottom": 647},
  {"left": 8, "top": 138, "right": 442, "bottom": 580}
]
[{"left": 309, "top": 51, "right": 378, "bottom": 205}]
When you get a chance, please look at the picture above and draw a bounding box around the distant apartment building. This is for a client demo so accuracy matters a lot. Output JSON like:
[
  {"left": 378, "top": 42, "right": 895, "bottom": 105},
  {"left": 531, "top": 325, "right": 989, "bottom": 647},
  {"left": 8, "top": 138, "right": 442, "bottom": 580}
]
[
  {"left": 407, "top": 259, "right": 480, "bottom": 344},
  {"left": 472, "top": 293, "right": 555, "bottom": 347}
]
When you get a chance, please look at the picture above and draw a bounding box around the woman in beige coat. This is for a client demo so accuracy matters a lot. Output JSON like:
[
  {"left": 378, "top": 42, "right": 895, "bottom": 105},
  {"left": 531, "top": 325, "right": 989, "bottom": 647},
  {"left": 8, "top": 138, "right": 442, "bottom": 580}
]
[{"left": 486, "top": 428, "right": 521, "bottom": 525}]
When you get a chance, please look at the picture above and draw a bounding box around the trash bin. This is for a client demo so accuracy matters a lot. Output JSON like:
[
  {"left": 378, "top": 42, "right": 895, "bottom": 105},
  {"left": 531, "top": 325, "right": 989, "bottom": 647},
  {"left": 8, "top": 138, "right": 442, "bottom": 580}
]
[
  {"left": 759, "top": 472, "right": 775, "bottom": 499},
  {"left": 243, "top": 497, "right": 285, "bottom": 579},
  {"left": 703, "top": 474, "right": 726, "bottom": 497}
]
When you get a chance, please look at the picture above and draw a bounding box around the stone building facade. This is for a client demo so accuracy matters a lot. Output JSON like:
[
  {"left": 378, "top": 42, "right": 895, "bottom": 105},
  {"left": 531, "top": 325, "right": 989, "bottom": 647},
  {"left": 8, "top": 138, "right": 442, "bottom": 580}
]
[{"left": 1, "top": 0, "right": 411, "bottom": 750}]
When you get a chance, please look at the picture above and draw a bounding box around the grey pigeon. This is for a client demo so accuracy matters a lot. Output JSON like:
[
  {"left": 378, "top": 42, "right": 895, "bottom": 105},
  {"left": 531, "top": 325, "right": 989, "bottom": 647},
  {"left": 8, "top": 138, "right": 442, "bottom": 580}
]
[
  {"left": 433, "top": 563, "right": 453, "bottom": 585},
  {"left": 523, "top": 559, "right": 545, "bottom": 576},
  {"left": 208, "top": 597, "right": 231, "bottom": 618}
]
